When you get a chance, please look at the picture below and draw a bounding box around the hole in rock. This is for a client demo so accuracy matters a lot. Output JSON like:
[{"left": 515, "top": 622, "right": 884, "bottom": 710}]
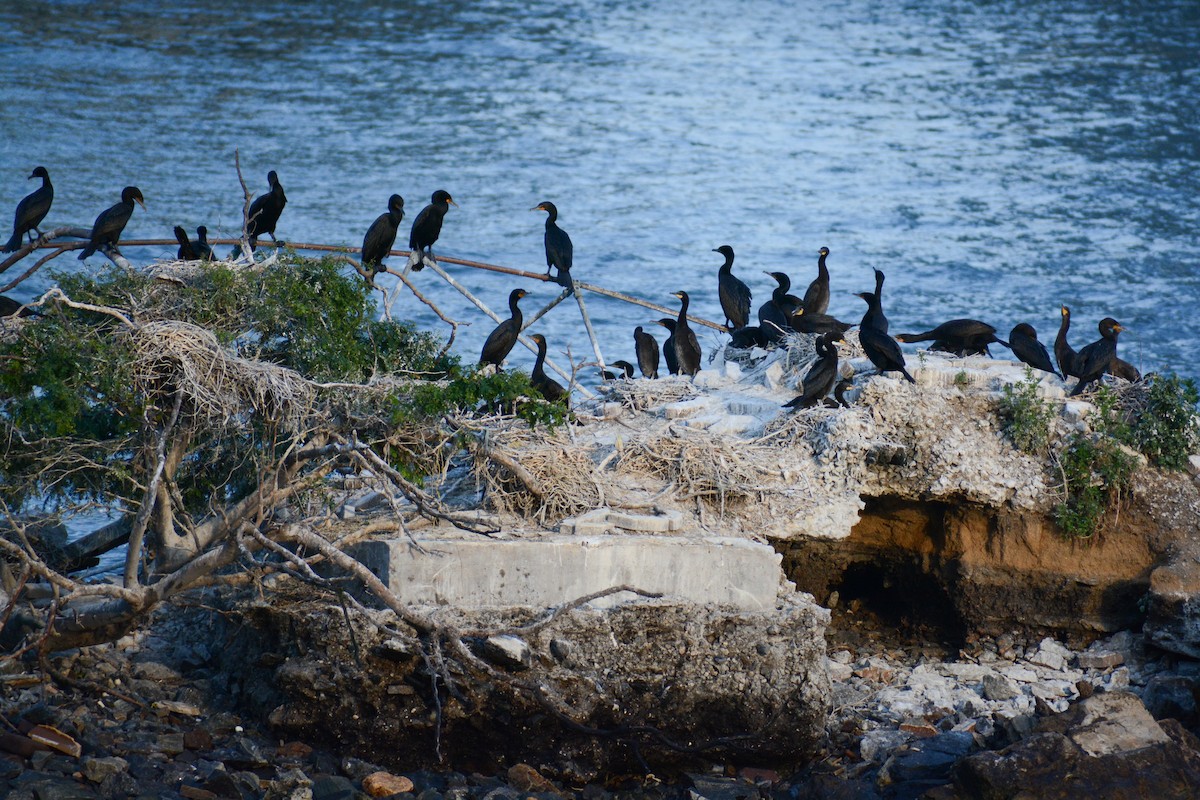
[{"left": 833, "top": 559, "right": 967, "bottom": 652}]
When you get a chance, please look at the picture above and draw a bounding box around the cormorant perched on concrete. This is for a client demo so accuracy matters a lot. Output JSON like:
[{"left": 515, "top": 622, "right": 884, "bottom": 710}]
[
  {"left": 247, "top": 170, "right": 286, "bottom": 248},
  {"left": 634, "top": 325, "right": 660, "bottom": 379},
  {"left": 715, "top": 245, "right": 751, "bottom": 330},
  {"left": 530, "top": 334, "right": 567, "bottom": 403},
  {"left": 479, "top": 288, "right": 528, "bottom": 369},
  {"left": 532, "top": 201, "right": 573, "bottom": 288},
  {"left": 759, "top": 271, "right": 799, "bottom": 344},
  {"left": 729, "top": 325, "right": 768, "bottom": 349},
  {"left": 78, "top": 186, "right": 145, "bottom": 260},
  {"left": 174, "top": 225, "right": 212, "bottom": 261},
  {"left": 361, "top": 194, "right": 404, "bottom": 273},
  {"left": 896, "top": 319, "right": 1008, "bottom": 357},
  {"left": 1008, "top": 323, "right": 1060, "bottom": 377},
  {"left": 784, "top": 331, "right": 844, "bottom": 409},
  {"left": 602, "top": 360, "right": 636, "bottom": 381},
  {"left": 1070, "top": 318, "right": 1126, "bottom": 396},
  {"left": 1055, "top": 306, "right": 1081, "bottom": 379},
  {"left": 406, "top": 189, "right": 456, "bottom": 271},
  {"left": 856, "top": 275, "right": 914, "bottom": 383},
  {"left": 655, "top": 318, "right": 680, "bottom": 375},
  {"left": 3, "top": 166, "right": 53, "bottom": 253},
  {"left": 790, "top": 307, "right": 853, "bottom": 337},
  {"left": 671, "top": 290, "right": 702, "bottom": 376},
  {"left": 802, "top": 246, "right": 831, "bottom": 316}
]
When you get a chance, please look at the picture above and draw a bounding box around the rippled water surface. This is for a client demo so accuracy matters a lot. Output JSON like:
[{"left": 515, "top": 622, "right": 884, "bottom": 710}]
[{"left": 2, "top": 0, "right": 1198, "bottom": 378}]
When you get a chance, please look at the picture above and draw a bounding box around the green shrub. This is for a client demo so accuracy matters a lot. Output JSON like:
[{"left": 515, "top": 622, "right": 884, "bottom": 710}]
[
  {"left": 1053, "top": 432, "right": 1138, "bottom": 539},
  {"left": 1129, "top": 373, "right": 1200, "bottom": 470},
  {"left": 999, "top": 368, "right": 1055, "bottom": 455}
]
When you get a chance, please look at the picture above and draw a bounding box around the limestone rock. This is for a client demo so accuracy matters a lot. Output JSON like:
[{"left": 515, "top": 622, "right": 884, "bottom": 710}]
[
  {"left": 982, "top": 673, "right": 1020, "bottom": 701},
  {"left": 1145, "top": 538, "right": 1200, "bottom": 659}
]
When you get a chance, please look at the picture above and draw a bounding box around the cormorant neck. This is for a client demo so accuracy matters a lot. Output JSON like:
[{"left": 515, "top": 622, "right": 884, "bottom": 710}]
[
  {"left": 817, "top": 253, "right": 828, "bottom": 278},
  {"left": 533, "top": 341, "right": 547, "bottom": 373}
]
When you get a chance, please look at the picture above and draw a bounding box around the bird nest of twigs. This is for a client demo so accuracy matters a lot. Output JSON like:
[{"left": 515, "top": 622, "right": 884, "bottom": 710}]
[
  {"left": 597, "top": 376, "right": 700, "bottom": 412},
  {"left": 615, "top": 427, "right": 770, "bottom": 512},
  {"left": 467, "top": 418, "right": 603, "bottom": 525},
  {"left": 131, "top": 320, "right": 315, "bottom": 430}
]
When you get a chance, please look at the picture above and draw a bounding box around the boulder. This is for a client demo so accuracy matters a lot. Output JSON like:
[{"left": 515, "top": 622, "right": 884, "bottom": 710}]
[{"left": 1145, "top": 538, "right": 1200, "bottom": 659}]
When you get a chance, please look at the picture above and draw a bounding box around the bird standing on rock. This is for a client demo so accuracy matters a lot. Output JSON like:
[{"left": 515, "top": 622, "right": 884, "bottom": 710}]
[
  {"left": 246, "top": 170, "right": 287, "bottom": 248},
  {"left": 1008, "top": 323, "right": 1059, "bottom": 377},
  {"left": 715, "top": 245, "right": 751, "bottom": 330},
  {"left": 856, "top": 271, "right": 915, "bottom": 384},
  {"left": 361, "top": 194, "right": 405, "bottom": 273},
  {"left": 530, "top": 334, "right": 567, "bottom": 403},
  {"left": 532, "top": 201, "right": 573, "bottom": 288},
  {"left": 78, "top": 186, "right": 145, "bottom": 260},
  {"left": 1071, "top": 318, "right": 1127, "bottom": 396},
  {"left": 784, "top": 331, "right": 844, "bottom": 409},
  {"left": 671, "top": 290, "right": 702, "bottom": 377},
  {"left": 801, "top": 246, "right": 831, "bottom": 316},
  {"left": 407, "top": 189, "right": 456, "bottom": 272},
  {"left": 634, "top": 326, "right": 660, "bottom": 379},
  {"left": 479, "top": 288, "right": 528, "bottom": 369},
  {"left": 3, "top": 166, "right": 53, "bottom": 253}
]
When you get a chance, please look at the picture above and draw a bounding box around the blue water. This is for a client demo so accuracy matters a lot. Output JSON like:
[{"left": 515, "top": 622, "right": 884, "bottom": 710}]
[{"left": 2, "top": 0, "right": 1198, "bottom": 379}]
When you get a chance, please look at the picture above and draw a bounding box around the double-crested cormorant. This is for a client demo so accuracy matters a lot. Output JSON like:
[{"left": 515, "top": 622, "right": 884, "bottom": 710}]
[
  {"left": 78, "top": 186, "right": 145, "bottom": 260},
  {"left": 715, "top": 245, "right": 751, "bottom": 330},
  {"left": 533, "top": 201, "right": 573, "bottom": 288},
  {"left": 1008, "top": 323, "right": 1059, "bottom": 377},
  {"left": 1071, "top": 318, "right": 1126, "bottom": 396},
  {"left": 530, "top": 333, "right": 567, "bottom": 403},
  {"left": 3, "top": 166, "right": 53, "bottom": 253},
  {"left": 784, "top": 331, "right": 844, "bottom": 409},
  {"left": 671, "top": 290, "right": 702, "bottom": 376},
  {"left": 729, "top": 325, "right": 768, "bottom": 349},
  {"left": 479, "top": 288, "right": 528, "bottom": 369},
  {"left": 1055, "top": 306, "right": 1081, "bottom": 379},
  {"left": 801, "top": 246, "right": 831, "bottom": 316},
  {"left": 790, "top": 307, "right": 853, "bottom": 337},
  {"left": 174, "top": 225, "right": 212, "bottom": 261},
  {"left": 0, "top": 296, "right": 39, "bottom": 318},
  {"left": 247, "top": 170, "right": 286, "bottom": 247},
  {"left": 602, "top": 360, "right": 636, "bottom": 381},
  {"left": 654, "top": 318, "right": 680, "bottom": 375},
  {"left": 407, "top": 189, "right": 457, "bottom": 271},
  {"left": 896, "top": 319, "right": 1007, "bottom": 357},
  {"left": 361, "top": 194, "right": 405, "bottom": 273},
  {"left": 856, "top": 274, "right": 914, "bottom": 383},
  {"left": 759, "top": 271, "right": 799, "bottom": 344},
  {"left": 1111, "top": 358, "right": 1141, "bottom": 383},
  {"left": 634, "top": 325, "right": 660, "bottom": 378}
]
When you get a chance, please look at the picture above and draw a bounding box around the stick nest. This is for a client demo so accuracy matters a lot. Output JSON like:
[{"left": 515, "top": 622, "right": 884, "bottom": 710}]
[
  {"left": 469, "top": 419, "right": 603, "bottom": 524},
  {"left": 598, "top": 376, "right": 699, "bottom": 412},
  {"left": 132, "top": 320, "right": 315, "bottom": 430},
  {"left": 616, "top": 427, "right": 770, "bottom": 510}
]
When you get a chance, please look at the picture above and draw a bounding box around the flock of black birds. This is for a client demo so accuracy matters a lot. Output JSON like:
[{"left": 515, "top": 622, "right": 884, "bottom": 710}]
[{"left": 4, "top": 166, "right": 1137, "bottom": 410}]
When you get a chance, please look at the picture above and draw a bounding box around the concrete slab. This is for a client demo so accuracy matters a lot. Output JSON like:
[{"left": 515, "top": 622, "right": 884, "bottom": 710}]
[{"left": 352, "top": 534, "right": 782, "bottom": 610}]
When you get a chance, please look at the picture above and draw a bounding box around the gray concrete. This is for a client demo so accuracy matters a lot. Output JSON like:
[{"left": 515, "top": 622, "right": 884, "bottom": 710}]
[{"left": 352, "top": 534, "right": 783, "bottom": 610}]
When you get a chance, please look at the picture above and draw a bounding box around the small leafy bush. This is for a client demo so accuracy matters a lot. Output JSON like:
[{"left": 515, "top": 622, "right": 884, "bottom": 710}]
[
  {"left": 1129, "top": 373, "right": 1200, "bottom": 470},
  {"left": 1053, "top": 432, "right": 1138, "bottom": 539},
  {"left": 999, "top": 368, "right": 1055, "bottom": 455}
]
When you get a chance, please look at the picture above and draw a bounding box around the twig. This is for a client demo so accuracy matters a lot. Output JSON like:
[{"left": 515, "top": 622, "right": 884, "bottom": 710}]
[
  {"left": 234, "top": 150, "right": 255, "bottom": 261},
  {"left": 124, "top": 390, "right": 184, "bottom": 590}
]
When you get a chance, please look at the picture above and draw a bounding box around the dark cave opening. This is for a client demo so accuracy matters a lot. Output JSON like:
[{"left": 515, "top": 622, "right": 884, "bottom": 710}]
[{"left": 833, "top": 557, "right": 968, "bottom": 651}]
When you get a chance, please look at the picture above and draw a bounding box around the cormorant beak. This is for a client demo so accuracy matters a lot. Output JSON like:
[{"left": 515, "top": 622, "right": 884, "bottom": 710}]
[
  {"left": 712, "top": 248, "right": 719, "bottom": 253},
  {"left": 448, "top": 198, "right": 459, "bottom": 208},
  {"left": 135, "top": 198, "right": 147, "bottom": 210}
]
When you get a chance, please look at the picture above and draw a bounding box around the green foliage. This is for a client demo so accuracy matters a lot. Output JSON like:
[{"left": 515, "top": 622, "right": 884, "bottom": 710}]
[
  {"left": 999, "top": 368, "right": 1055, "bottom": 455},
  {"left": 953, "top": 370, "right": 969, "bottom": 388},
  {"left": 1053, "top": 432, "right": 1138, "bottom": 539},
  {"left": 401, "top": 366, "right": 569, "bottom": 430},
  {"left": 1129, "top": 373, "right": 1200, "bottom": 470}
]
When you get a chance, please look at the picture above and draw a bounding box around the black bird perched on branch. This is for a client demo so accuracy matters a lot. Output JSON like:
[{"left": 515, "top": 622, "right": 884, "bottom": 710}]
[
  {"left": 715, "top": 245, "right": 751, "bottom": 330},
  {"left": 801, "top": 246, "right": 832, "bottom": 316},
  {"left": 634, "top": 325, "right": 660, "bottom": 379},
  {"left": 532, "top": 201, "right": 573, "bottom": 288},
  {"left": 1071, "top": 318, "right": 1127, "bottom": 396},
  {"left": 407, "top": 189, "right": 457, "bottom": 272},
  {"left": 361, "top": 194, "right": 405, "bottom": 273},
  {"left": 246, "top": 170, "right": 287, "bottom": 248},
  {"left": 78, "top": 186, "right": 145, "bottom": 260},
  {"left": 671, "top": 290, "right": 702, "bottom": 377},
  {"left": 0, "top": 295, "right": 39, "bottom": 318},
  {"left": 530, "top": 334, "right": 567, "bottom": 403},
  {"left": 602, "top": 360, "right": 636, "bottom": 381},
  {"left": 479, "top": 288, "right": 528, "bottom": 369},
  {"left": 784, "top": 331, "right": 844, "bottom": 409},
  {"left": 655, "top": 318, "right": 680, "bottom": 375},
  {"left": 174, "top": 225, "right": 212, "bottom": 261},
  {"left": 1055, "top": 305, "right": 1081, "bottom": 379},
  {"left": 856, "top": 272, "right": 915, "bottom": 383},
  {"left": 896, "top": 319, "right": 1008, "bottom": 357},
  {"left": 3, "top": 166, "right": 53, "bottom": 253},
  {"left": 1008, "top": 323, "right": 1059, "bottom": 377}
]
